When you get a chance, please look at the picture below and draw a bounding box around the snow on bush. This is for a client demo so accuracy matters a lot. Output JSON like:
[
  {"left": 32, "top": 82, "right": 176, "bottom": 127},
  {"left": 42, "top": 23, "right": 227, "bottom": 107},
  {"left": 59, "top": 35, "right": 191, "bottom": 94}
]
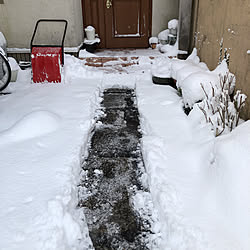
[
  {"left": 198, "top": 74, "right": 247, "bottom": 136},
  {"left": 179, "top": 71, "right": 220, "bottom": 108},
  {"left": 158, "top": 29, "right": 169, "bottom": 41},
  {"left": 177, "top": 57, "right": 236, "bottom": 109},
  {"left": 168, "top": 19, "right": 178, "bottom": 30},
  {"left": 171, "top": 48, "right": 201, "bottom": 79},
  {"left": 151, "top": 57, "right": 172, "bottom": 78}
]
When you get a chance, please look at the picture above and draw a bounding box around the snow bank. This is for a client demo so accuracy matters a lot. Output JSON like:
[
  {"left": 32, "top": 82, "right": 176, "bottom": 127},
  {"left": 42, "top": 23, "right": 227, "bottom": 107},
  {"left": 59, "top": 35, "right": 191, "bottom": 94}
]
[
  {"left": 212, "top": 121, "right": 250, "bottom": 249},
  {"left": 136, "top": 77, "right": 250, "bottom": 250},
  {"left": 151, "top": 57, "right": 172, "bottom": 78},
  {"left": 8, "top": 57, "right": 20, "bottom": 71},
  {"left": 64, "top": 54, "right": 103, "bottom": 82},
  {"left": 0, "top": 57, "right": 102, "bottom": 250},
  {"left": 0, "top": 110, "right": 60, "bottom": 143}
]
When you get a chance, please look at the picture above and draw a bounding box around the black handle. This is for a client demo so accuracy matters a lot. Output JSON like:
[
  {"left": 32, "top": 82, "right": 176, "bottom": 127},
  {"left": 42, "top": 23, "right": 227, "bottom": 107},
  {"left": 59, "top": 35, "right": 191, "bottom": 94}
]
[{"left": 30, "top": 19, "right": 68, "bottom": 65}]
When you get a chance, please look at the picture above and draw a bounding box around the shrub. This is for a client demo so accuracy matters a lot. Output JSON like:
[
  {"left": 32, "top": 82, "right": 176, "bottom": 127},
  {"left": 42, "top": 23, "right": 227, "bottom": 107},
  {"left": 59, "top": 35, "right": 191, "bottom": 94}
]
[{"left": 198, "top": 74, "right": 247, "bottom": 136}]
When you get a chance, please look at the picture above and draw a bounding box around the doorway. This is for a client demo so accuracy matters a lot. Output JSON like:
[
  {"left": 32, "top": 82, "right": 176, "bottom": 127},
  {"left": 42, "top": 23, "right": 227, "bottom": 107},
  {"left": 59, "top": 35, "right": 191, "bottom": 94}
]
[{"left": 82, "top": 0, "right": 152, "bottom": 48}]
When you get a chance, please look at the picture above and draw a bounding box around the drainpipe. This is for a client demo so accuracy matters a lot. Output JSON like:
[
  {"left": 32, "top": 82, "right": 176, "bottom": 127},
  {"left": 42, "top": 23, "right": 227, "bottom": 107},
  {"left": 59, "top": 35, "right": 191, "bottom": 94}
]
[{"left": 178, "top": 0, "right": 193, "bottom": 54}]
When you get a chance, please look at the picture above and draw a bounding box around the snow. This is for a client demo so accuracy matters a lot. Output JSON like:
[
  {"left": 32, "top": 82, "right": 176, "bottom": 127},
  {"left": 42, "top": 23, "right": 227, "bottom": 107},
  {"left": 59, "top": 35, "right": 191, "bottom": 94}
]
[
  {"left": 83, "top": 38, "right": 100, "bottom": 45},
  {"left": 1, "top": 49, "right": 250, "bottom": 250},
  {"left": 79, "top": 49, "right": 99, "bottom": 58},
  {"left": 8, "top": 57, "right": 20, "bottom": 71},
  {"left": 151, "top": 57, "right": 172, "bottom": 78},
  {"left": 158, "top": 29, "right": 169, "bottom": 41},
  {"left": 168, "top": 19, "right": 178, "bottom": 29},
  {"left": 0, "top": 110, "right": 60, "bottom": 144},
  {"left": 0, "top": 56, "right": 102, "bottom": 250},
  {"left": 85, "top": 26, "right": 95, "bottom": 31},
  {"left": 149, "top": 37, "right": 158, "bottom": 44}
]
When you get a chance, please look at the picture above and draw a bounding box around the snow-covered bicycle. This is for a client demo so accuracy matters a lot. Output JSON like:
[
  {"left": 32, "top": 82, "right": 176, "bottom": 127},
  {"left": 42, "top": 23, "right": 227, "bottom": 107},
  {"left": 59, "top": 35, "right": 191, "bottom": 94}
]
[{"left": 0, "top": 47, "right": 11, "bottom": 92}]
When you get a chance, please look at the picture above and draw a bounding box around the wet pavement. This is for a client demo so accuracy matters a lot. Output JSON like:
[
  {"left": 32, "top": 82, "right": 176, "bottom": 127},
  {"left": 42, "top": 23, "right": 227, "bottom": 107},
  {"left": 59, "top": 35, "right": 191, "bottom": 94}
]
[{"left": 78, "top": 88, "right": 154, "bottom": 249}]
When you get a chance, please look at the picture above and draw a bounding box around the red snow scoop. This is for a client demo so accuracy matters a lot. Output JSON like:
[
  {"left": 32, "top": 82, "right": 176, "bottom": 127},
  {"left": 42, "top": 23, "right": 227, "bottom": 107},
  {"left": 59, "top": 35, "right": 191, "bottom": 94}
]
[{"left": 30, "top": 19, "right": 68, "bottom": 83}]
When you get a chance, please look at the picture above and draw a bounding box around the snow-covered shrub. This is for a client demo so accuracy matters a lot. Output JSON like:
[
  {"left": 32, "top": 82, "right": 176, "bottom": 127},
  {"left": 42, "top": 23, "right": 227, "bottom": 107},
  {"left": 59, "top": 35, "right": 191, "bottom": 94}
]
[
  {"left": 179, "top": 60, "right": 236, "bottom": 109},
  {"left": 151, "top": 57, "right": 172, "bottom": 78},
  {"left": 198, "top": 74, "right": 247, "bottom": 136}
]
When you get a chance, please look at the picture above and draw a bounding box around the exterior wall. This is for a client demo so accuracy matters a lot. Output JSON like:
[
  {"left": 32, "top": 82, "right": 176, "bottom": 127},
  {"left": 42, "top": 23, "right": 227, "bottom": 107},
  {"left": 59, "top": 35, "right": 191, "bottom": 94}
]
[
  {"left": 0, "top": 0, "right": 83, "bottom": 48},
  {"left": 152, "top": 0, "right": 179, "bottom": 37},
  {"left": 191, "top": 0, "right": 250, "bottom": 119}
]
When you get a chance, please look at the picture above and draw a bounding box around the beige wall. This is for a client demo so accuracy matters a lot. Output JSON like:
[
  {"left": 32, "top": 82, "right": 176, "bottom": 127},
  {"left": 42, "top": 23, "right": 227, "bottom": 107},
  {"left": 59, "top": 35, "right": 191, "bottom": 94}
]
[
  {"left": 152, "top": 0, "right": 179, "bottom": 37},
  {"left": 0, "top": 0, "right": 180, "bottom": 47},
  {"left": 191, "top": 0, "right": 250, "bottom": 119},
  {"left": 0, "top": 0, "right": 83, "bottom": 48}
]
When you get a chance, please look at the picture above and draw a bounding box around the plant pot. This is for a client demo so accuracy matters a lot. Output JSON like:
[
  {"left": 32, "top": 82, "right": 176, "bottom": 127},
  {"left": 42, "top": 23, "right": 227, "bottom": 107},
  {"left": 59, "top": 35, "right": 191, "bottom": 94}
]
[
  {"left": 85, "top": 26, "right": 95, "bottom": 40},
  {"left": 150, "top": 43, "right": 157, "bottom": 49},
  {"left": 159, "top": 39, "right": 168, "bottom": 45},
  {"left": 152, "top": 76, "right": 176, "bottom": 89}
]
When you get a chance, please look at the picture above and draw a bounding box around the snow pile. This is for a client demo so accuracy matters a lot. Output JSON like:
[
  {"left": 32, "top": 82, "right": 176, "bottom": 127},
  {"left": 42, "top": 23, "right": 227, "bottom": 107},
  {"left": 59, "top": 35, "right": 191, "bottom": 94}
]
[
  {"left": 0, "top": 57, "right": 102, "bottom": 249},
  {"left": 79, "top": 49, "right": 99, "bottom": 58},
  {"left": 136, "top": 77, "right": 250, "bottom": 250},
  {"left": 8, "top": 57, "right": 20, "bottom": 71},
  {"left": 168, "top": 19, "right": 178, "bottom": 29},
  {"left": 158, "top": 29, "right": 169, "bottom": 41},
  {"left": 0, "top": 110, "right": 60, "bottom": 143},
  {"left": 151, "top": 57, "right": 172, "bottom": 78},
  {"left": 179, "top": 60, "right": 236, "bottom": 109},
  {"left": 213, "top": 121, "right": 250, "bottom": 249},
  {"left": 149, "top": 37, "right": 158, "bottom": 44},
  {"left": 64, "top": 54, "right": 103, "bottom": 83}
]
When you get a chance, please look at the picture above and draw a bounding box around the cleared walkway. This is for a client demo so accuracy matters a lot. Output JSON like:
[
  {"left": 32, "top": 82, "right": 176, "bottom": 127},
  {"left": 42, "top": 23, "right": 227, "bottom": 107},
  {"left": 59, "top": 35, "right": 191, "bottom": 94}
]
[{"left": 78, "top": 88, "right": 153, "bottom": 249}]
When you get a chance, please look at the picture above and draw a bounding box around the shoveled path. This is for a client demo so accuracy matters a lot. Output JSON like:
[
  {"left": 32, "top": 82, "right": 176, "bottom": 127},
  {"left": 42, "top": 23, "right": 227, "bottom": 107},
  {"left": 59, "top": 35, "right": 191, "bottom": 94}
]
[{"left": 78, "top": 88, "right": 153, "bottom": 249}]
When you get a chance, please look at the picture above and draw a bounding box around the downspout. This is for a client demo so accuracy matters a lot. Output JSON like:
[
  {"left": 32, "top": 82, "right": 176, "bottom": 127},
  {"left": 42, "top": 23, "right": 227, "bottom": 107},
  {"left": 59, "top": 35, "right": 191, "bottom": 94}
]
[{"left": 178, "top": 0, "right": 194, "bottom": 54}]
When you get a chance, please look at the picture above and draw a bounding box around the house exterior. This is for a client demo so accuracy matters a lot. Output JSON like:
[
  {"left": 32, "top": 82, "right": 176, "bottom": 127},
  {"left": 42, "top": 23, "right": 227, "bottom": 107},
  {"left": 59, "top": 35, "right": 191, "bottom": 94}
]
[
  {"left": 190, "top": 0, "right": 250, "bottom": 119},
  {"left": 0, "top": 0, "right": 249, "bottom": 118},
  {"left": 0, "top": 0, "right": 178, "bottom": 51}
]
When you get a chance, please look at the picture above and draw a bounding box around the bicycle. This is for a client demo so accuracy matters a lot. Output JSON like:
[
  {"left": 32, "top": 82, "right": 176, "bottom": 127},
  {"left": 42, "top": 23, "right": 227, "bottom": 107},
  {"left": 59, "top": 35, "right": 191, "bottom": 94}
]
[{"left": 0, "top": 47, "right": 11, "bottom": 92}]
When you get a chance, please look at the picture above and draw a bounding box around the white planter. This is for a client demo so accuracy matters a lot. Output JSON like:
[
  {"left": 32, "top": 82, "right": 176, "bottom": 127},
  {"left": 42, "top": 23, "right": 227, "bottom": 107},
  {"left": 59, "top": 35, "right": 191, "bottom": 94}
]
[{"left": 85, "top": 26, "right": 95, "bottom": 40}]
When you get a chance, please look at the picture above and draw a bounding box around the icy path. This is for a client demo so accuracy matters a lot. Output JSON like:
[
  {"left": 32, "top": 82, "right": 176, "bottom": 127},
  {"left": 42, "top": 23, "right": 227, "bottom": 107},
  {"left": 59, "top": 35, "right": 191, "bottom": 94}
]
[{"left": 78, "top": 88, "right": 157, "bottom": 249}]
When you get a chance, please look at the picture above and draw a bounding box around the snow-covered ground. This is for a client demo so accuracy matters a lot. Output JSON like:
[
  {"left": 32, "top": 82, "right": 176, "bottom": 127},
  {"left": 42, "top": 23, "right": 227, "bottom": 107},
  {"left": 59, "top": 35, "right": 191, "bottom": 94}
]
[{"left": 1, "top": 53, "right": 250, "bottom": 250}]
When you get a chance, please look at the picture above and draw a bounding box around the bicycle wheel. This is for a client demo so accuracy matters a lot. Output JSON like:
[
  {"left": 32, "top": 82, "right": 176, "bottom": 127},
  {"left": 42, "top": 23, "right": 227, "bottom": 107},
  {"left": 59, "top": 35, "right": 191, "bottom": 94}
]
[{"left": 0, "top": 52, "right": 11, "bottom": 92}]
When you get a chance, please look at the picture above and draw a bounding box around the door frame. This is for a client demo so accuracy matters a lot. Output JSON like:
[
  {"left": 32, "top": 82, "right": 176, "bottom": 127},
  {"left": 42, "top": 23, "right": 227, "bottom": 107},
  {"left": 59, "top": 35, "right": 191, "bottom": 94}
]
[{"left": 82, "top": 0, "right": 152, "bottom": 48}]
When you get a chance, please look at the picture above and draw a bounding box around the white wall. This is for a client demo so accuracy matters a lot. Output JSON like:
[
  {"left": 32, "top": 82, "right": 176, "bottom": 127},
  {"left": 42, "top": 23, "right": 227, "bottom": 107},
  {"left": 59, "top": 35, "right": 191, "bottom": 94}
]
[
  {"left": 152, "top": 0, "right": 179, "bottom": 37},
  {"left": 0, "top": 0, "right": 83, "bottom": 48},
  {"left": 0, "top": 0, "right": 179, "bottom": 48}
]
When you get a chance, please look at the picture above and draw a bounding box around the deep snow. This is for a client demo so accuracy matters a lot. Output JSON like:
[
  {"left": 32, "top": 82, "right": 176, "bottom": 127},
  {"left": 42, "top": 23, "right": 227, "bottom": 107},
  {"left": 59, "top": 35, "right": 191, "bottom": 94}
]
[{"left": 0, "top": 53, "right": 250, "bottom": 250}]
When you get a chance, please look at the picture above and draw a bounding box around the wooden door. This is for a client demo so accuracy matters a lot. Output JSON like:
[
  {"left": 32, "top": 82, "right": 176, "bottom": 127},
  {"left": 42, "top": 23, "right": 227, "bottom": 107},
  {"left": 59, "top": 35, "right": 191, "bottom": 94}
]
[
  {"left": 82, "top": 0, "right": 152, "bottom": 48},
  {"left": 104, "top": 0, "right": 151, "bottom": 48}
]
